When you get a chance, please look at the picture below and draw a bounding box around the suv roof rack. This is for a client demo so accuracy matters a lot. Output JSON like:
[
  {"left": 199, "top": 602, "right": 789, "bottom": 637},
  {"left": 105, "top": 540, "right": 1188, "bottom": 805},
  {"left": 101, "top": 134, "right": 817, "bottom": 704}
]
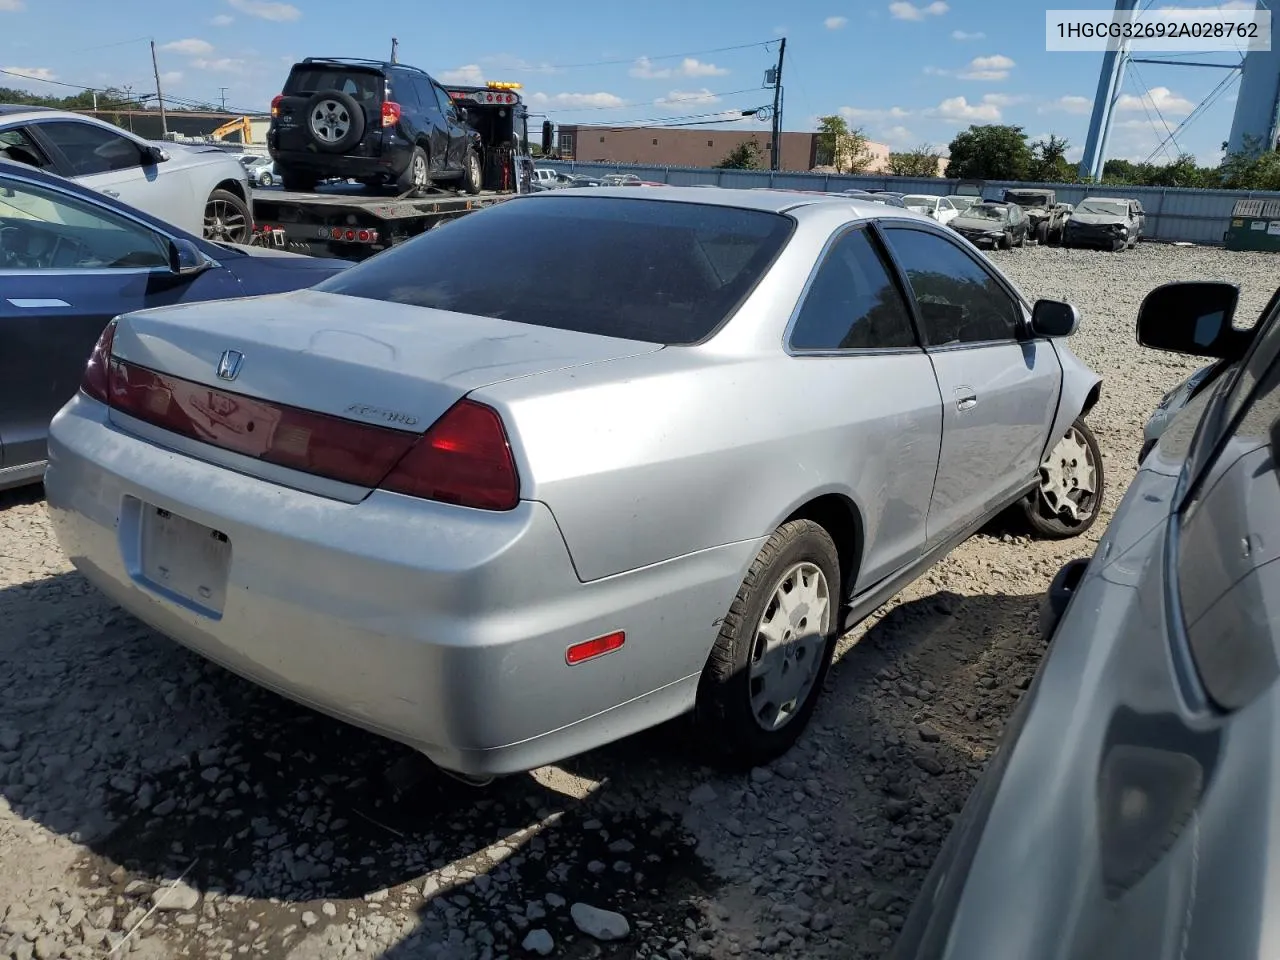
[{"left": 301, "top": 56, "right": 389, "bottom": 66}]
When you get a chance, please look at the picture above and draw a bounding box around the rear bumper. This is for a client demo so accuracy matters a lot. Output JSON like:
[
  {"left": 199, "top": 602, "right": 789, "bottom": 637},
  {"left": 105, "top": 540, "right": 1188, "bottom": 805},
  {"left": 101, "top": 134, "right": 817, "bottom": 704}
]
[
  {"left": 268, "top": 136, "right": 411, "bottom": 179},
  {"left": 45, "top": 395, "right": 759, "bottom": 776}
]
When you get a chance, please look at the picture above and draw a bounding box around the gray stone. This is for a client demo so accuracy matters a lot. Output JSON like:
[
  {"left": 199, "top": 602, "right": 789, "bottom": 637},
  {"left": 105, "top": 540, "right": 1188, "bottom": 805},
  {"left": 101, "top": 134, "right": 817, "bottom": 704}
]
[
  {"left": 571, "top": 903, "right": 630, "bottom": 942},
  {"left": 301, "top": 911, "right": 318, "bottom": 928},
  {"left": 151, "top": 881, "right": 200, "bottom": 912},
  {"left": 521, "top": 929, "right": 555, "bottom": 956},
  {"left": 688, "top": 784, "right": 717, "bottom": 805}
]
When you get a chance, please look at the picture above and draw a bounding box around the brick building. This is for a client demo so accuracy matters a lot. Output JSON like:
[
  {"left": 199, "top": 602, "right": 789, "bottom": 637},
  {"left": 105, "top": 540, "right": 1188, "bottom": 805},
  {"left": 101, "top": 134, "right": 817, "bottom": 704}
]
[{"left": 555, "top": 124, "right": 895, "bottom": 173}]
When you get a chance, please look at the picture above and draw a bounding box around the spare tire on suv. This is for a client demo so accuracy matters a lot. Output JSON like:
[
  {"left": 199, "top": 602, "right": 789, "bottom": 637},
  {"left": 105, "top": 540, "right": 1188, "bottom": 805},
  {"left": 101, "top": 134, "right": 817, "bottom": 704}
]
[{"left": 303, "top": 89, "right": 367, "bottom": 154}]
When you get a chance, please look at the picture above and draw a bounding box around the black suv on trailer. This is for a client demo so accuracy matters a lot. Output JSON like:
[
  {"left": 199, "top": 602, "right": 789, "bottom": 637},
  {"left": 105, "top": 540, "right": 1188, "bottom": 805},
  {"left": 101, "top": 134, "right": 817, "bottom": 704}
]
[{"left": 268, "top": 57, "right": 483, "bottom": 195}]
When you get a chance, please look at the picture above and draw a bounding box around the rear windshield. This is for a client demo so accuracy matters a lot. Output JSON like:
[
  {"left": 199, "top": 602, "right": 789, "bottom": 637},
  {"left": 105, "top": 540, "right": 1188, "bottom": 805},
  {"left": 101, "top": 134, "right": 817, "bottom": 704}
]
[
  {"left": 285, "top": 66, "right": 383, "bottom": 100},
  {"left": 315, "top": 196, "right": 795, "bottom": 344}
]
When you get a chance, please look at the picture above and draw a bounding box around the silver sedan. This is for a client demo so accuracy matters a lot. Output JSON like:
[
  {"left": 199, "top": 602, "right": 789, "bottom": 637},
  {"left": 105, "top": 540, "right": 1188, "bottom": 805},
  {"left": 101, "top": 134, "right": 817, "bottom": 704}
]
[{"left": 44, "top": 188, "right": 1104, "bottom": 779}]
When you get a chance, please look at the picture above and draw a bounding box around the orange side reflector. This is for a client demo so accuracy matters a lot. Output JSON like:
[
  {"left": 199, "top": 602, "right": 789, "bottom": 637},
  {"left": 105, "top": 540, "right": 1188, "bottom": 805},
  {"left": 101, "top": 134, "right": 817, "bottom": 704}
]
[{"left": 566, "top": 632, "right": 625, "bottom": 665}]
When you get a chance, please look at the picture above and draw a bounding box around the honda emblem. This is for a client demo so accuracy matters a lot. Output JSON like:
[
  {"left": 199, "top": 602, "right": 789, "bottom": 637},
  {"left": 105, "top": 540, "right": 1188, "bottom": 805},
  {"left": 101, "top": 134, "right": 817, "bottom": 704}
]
[{"left": 216, "top": 350, "right": 244, "bottom": 381}]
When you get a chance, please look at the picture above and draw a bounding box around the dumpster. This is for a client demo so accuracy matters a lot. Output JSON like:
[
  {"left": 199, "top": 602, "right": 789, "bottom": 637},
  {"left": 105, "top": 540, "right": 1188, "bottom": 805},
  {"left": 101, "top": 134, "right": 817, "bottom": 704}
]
[{"left": 1225, "top": 198, "right": 1280, "bottom": 251}]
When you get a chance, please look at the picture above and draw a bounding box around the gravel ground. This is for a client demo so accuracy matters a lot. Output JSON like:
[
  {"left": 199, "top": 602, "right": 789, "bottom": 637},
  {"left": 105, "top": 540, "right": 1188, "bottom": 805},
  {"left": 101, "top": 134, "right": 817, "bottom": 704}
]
[{"left": 2, "top": 243, "right": 1277, "bottom": 960}]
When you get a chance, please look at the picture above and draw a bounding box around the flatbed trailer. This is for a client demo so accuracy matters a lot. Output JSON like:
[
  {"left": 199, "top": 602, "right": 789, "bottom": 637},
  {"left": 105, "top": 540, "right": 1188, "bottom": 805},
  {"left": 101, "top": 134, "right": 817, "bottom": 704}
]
[
  {"left": 249, "top": 78, "right": 533, "bottom": 262},
  {"left": 250, "top": 184, "right": 518, "bottom": 260}
]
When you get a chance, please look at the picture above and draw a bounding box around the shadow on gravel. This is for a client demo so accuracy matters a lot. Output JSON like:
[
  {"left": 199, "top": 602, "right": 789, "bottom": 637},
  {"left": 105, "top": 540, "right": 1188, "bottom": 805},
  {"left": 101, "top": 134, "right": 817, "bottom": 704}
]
[
  {"left": 0, "top": 570, "right": 718, "bottom": 958},
  {"left": 0, "top": 482, "right": 45, "bottom": 510}
]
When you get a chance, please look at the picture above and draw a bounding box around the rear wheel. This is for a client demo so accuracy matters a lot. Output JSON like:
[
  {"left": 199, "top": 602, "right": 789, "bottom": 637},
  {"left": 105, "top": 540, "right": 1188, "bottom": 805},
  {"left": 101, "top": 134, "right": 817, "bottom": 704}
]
[
  {"left": 695, "top": 520, "right": 841, "bottom": 767},
  {"left": 1023, "top": 418, "right": 1104, "bottom": 539},
  {"left": 397, "top": 147, "right": 431, "bottom": 197},
  {"left": 202, "top": 189, "right": 252, "bottom": 244},
  {"left": 257, "top": 171, "right": 274, "bottom": 187},
  {"left": 999, "top": 231, "right": 1013, "bottom": 250},
  {"left": 1036, "top": 221, "right": 1049, "bottom": 244},
  {"left": 462, "top": 149, "right": 483, "bottom": 195},
  {"left": 279, "top": 167, "right": 318, "bottom": 192}
]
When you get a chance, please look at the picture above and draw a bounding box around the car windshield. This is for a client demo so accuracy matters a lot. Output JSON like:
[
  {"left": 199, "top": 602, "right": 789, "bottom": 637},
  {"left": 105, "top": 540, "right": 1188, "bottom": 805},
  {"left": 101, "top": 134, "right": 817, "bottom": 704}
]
[
  {"left": 314, "top": 196, "right": 796, "bottom": 345},
  {"left": 1077, "top": 200, "right": 1129, "bottom": 217},
  {"left": 1007, "top": 193, "right": 1051, "bottom": 207},
  {"left": 948, "top": 196, "right": 979, "bottom": 210},
  {"left": 902, "top": 196, "right": 937, "bottom": 209},
  {"left": 967, "top": 204, "right": 1007, "bottom": 220}
]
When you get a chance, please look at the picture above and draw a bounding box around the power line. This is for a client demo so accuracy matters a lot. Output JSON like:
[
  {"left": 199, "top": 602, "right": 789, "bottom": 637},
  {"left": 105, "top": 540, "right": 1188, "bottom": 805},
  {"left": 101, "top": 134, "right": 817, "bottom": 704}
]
[
  {"left": 69, "top": 35, "right": 151, "bottom": 54},
  {"left": 1142, "top": 69, "right": 1241, "bottom": 164},
  {"left": 535, "top": 39, "right": 778, "bottom": 71},
  {"left": 1128, "top": 63, "right": 1181, "bottom": 158},
  {"left": 541, "top": 86, "right": 763, "bottom": 114}
]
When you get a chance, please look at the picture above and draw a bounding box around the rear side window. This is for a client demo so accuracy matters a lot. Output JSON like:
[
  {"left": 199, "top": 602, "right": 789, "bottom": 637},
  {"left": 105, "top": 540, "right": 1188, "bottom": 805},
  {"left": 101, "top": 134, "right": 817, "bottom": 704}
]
[
  {"left": 315, "top": 196, "right": 795, "bottom": 345},
  {"left": 285, "top": 67, "right": 383, "bottom": 101},
  {"left": 789, "top": 227, "right": 917, "bottom": 351}
]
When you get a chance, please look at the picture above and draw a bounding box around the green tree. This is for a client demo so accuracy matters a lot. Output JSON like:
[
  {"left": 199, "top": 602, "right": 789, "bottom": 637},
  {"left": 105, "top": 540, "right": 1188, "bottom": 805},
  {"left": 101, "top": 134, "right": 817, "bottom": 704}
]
[
  {"left": 715, "top": 140, "right": 763, "bottom": 170},
  {"left": 1220, "top": 135, "right": 1280, "bottom": 191},
  {"left": 887, "top": 143, "right": 943, "bottom": 177},
  {"left": 815, "top": 115, "right": 847, "bottom": 168},
  {"left": 945, "top": 124, "right": 1033, "bottom": 180},
  {"left": 841, "top": 126, "right": 876, "bottom": 174},
  {"left": 1028, "top": 134, "right": 1074, "bottom": 182}
]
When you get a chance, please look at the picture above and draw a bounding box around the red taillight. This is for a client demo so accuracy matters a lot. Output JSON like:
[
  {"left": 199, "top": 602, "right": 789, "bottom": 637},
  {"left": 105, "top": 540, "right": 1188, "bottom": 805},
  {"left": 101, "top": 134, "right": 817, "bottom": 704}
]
[
  {"left": 380, "top": 399, "right": 519, "bottom": 511},
  {"left": 80, "top": 319, "right": 118, "bottom": 403},
  {"left": 345, "top": 229, "right": 355, "bottom": 241},
  {"left": 357, "top": 229, "right": 369, "bottom": 241},
  {"left": 271, "top": 94, "right": 284, "bottom": 117},
  {"left": 381, "top": 100, "right": 402, "bottom": 126},
  {"left": 566, "top": 632, "right": 625, "bottom": 665}
]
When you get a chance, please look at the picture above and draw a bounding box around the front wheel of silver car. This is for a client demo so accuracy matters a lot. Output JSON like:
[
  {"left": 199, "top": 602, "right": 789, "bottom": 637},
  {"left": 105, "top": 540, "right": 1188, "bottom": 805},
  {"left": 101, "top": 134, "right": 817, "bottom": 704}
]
[
  {"left": 695, "top": 520, "right": 841, "bottom": 767},
  {"left": 1023, "top": 417, "right": 1105, "bottom": 539},
  {"left": 203, "top": 188, "right": 252, "bottom": 244}
]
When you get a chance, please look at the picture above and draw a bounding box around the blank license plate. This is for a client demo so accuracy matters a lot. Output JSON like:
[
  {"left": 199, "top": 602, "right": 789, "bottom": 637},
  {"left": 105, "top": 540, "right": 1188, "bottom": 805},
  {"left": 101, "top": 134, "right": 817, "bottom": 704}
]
[{"left": 139, "top": 505, "right": 232, "bottom": 615}]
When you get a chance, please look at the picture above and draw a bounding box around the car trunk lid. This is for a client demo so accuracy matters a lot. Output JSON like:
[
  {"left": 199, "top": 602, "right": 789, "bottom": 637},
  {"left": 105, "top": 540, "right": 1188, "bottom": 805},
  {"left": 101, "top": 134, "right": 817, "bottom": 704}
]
[
  {"left": 275, "top": 64, "right": 386, "bottom": 156},
  {"left": 105, "top": 289, "right": 663, "bottom": 498}
]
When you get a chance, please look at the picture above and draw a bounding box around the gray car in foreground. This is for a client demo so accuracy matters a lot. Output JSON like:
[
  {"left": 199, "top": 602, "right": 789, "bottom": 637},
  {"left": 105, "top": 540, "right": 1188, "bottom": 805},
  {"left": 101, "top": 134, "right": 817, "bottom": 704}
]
[
  {"left": 894, "top": 279, "right": 1280, "bottom": 960},
  {"left": 44, "top": 188, "right": 1103, "bottom": 780}
]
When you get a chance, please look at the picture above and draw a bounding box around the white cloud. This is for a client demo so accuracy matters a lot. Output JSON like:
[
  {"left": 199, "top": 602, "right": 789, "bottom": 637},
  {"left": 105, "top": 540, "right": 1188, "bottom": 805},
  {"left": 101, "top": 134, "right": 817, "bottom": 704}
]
[
  {"left": 959, "top": 54, "right": 1015, "bottom": 80},
  {"left": 630, "top": 56, "right": 728, "bottom": 79},
  {"left": 161, "top": 38, "right": 215, "bottom": 56},
  {"left": 838, "top": 105, "right": 912, "bottom": 121},
  {"left": 2, "top": 65, "right": 53, "bottom": 81},
  {"left": 824, "top": 15, "right": 848, "bottom": 29},
  {"left": 1115, "top": 85, "right": 1195, "bottom": 115},
  {"left": 159, "top": 71, "right": 184, "bottom": 85},
  {"left": 951, "top": 29, "right": 984, "bottom": 40},
  {"left": 227, "top": 0, "right": 301, "bottom": 22},
  {"left": 529, "top": 91, "right": 625, "bottom": 109},
  {"left": 0, "top": 0, "right": 25, "bottom": 10},
  {"left": 656, "top": 88, "right": 721, "bottom": 106},
  {"left": 191, "top": 57, "right": 246, "bottom": 73},
  {"left": 439, "top": 64, "right": 485, "bottom": 85},
  {"left": 931, "top": 94, "right": 1002, "bottom": 122},
  {"left": 481, "top": 53, "right": 562, "bottom": 75},
  {"left": 210, "top": 14, "right": 234, "bottom": 25},
  {"left": 882, "top": 125, "right": 916, "bottom": 146},
  {"left": 1040, "top": 94, "right": 1093, "bottom": 115},
  {"left": 889, "top": 1, "right": 949, "bottom": 20},
  {"left": 982, "top": 93, "right": 1027, "bottom": 107}
]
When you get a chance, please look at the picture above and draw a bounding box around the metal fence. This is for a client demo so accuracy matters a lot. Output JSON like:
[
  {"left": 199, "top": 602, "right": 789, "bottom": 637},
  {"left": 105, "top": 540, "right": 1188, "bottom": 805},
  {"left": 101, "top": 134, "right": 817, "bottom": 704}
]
[{"left": 539, "top": 160, "right": 1280, "bottom": 246}]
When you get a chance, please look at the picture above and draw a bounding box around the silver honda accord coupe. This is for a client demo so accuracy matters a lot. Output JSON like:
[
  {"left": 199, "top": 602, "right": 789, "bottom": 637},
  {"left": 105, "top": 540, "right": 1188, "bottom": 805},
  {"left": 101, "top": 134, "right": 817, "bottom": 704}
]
[{"left": 44, "top": 188, "right": 1104, "bottom": 779}]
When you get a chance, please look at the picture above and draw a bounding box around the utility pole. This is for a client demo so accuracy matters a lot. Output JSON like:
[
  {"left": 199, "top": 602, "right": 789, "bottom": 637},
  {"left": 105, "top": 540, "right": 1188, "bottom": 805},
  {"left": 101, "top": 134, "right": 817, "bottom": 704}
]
[
  {"left": 218, "top": 87, "right": 229, "bottom": 111},
  {"left": 150, "top": 39, "right": 169, "bottom": 137},
  {"left": 770, "top": 38, "right": 785, "bottom": 172},
  {"left": 390, "top": 37, "right": 399, "bottom": 64},
  {"left": 91, "top": 90, "right": 98, "bottom": 111}
]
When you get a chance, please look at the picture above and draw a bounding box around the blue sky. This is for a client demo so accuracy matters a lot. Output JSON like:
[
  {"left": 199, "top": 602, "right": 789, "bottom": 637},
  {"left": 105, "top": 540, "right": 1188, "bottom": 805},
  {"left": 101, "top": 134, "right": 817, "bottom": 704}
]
[{"left": 0, "top": 0, "right": 1267, "bottom": 165}]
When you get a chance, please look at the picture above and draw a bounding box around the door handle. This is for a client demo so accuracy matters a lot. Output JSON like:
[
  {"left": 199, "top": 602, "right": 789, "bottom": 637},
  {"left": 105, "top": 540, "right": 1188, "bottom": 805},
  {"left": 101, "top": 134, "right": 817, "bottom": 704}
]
[
  {"left": 956, "top": 391, "right": 978, "bottom": 411},
  {"left": 7, "top": 298, "right": 71, "bottom": 308},
  {"left": 101, "top": 189, "right": 120, "bottom": 198}
]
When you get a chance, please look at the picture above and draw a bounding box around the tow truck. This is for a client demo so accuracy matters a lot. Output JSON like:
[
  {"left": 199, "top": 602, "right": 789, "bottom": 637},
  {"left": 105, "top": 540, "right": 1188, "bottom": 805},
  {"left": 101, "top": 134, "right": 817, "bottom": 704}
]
[{"left": 249, "top": 80, "right": 534, "bottom": 261}]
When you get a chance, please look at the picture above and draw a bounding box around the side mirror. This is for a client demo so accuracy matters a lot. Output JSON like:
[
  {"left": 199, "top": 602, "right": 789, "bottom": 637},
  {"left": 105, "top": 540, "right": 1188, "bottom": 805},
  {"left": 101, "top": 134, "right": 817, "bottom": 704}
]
[
  {"left": 457, "top": 107, "right": 470, "bottom": 122},
  {"left": 1031, "top": 299, "right": 1080, "bottom": 338},
  {"left": 1136, "top": 281, "right": 1251, "bottom": 361},
  {"left": 168, "top": 237, "right": 211, "bottom": 277},
  {"left": 144, "top": 145, "right": 169, "bottom": 165}
]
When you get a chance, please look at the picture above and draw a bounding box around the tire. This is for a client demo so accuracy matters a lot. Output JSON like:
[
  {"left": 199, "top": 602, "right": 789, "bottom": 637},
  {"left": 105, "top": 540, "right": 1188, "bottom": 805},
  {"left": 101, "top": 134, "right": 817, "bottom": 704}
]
[
  {"left": 1016, "top": 228, "right": 1027, "bottom": 248},
  {"left": 279, "top": 167, "right": 318, "bottom": 192},
  {"left": 1111, "top": 238, "right": 1126, "bottom": 252},
  {"left": 303, "top": 89, "right": 366, "bottom": 154},
  {"left": 1022, "top": 418, "right": 1105, "bottom": 539},
  {"left": 999, "top": 231, "right": 1012, "bottom": 250},
  {"left": 258, "top": 172, "right": 274, "bottom": 188},
  {"left": 695, "top": 520, "right": 841, "bottom": 767},
  {"left": 202, "top": 188, "right": 252, "bottom": 244},
  {"left": 1036, "top": 221, "right": 1049, "bottom": 245},
  {"left": 396, "top": 147, "right": 431, "bottom": 197},
  {"left": 461, "top": 148, "right": 483, "bottom": 195}
]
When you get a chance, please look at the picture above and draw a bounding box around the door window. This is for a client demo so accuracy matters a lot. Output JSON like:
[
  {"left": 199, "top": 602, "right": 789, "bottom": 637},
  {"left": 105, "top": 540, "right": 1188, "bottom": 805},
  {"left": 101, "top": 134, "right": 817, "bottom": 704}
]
[
  {"left": 0, "top": 128, "right": 53, "bottom": 169},
  {"left": 789, "top": 226, "right": 918, "bottom": 351},
  {"left": 33, "top": 121, "right": 150, "bottom": 176},
  {"left": 412, "top": 77, "right": 441, "bottom": 119},
  {"left": 882, "top": 227, "right": 1022, "bottom": 346},
  {"left": 0, "top": 175, "right": 170, "bottom": 270},
  {"left": 431, "top": 83, "right": 455, "bottom": 118}
]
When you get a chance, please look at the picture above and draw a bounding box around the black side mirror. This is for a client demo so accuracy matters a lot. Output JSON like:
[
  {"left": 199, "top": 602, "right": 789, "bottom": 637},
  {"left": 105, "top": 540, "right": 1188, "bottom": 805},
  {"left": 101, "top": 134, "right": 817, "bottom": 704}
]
[
  {"left": 457, "top": 107, "right": 469, "bottom": 123},
  {"left": 168, "top": 237, "right": 211, "bottom": 277},
  {"left": 144, "top": 145, "right": 169, "bottom": 165},
  {"left": 1136, "top": 281, "right": 1251, "bottom": 361},
  {"left": 1031, "top": 299, "right": 1080, "bottom": 338}
]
